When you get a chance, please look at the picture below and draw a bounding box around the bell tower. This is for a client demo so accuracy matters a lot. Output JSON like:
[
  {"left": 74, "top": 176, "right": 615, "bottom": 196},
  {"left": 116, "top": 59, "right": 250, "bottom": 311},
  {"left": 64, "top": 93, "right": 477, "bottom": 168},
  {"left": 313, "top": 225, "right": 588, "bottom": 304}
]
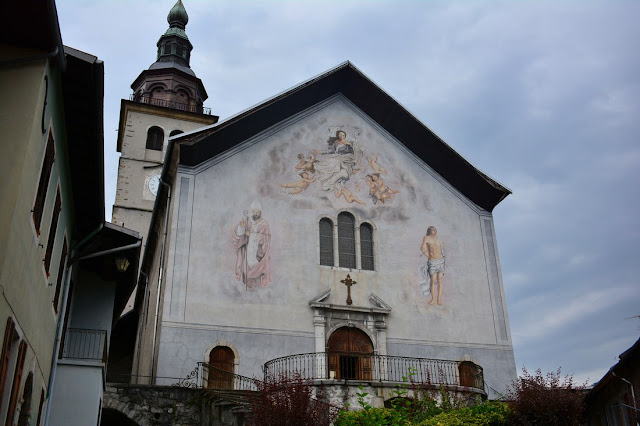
[{"left": 112, "top": 0, "right": 218, "bottom": 244}]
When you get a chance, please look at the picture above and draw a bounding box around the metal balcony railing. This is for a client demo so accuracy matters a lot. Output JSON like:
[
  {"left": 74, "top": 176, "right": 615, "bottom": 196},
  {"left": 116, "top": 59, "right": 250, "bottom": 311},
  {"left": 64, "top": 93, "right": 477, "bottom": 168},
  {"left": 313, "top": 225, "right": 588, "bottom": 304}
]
[
  {"left": 174, "top": 354, "right": 484, "bottom": 392},
  {"left": 174, "top": 362, "right": 258, "bottom": 391},
  {"left": 61, "top": 328, "right": 107, "bottom": 362},
  {"left": 130, "top": 94, "right": 211, "bottom": 115},
  {"left": 263, "top": 353, "right": 484, "bottom": 391}
]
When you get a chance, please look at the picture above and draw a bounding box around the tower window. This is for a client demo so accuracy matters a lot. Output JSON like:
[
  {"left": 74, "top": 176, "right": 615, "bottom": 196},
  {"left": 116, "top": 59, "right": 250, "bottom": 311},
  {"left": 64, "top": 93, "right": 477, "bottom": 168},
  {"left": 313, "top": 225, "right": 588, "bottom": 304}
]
[
  {"left": 146, "top": 126, "right": 164, "bottom": 151},
  {"left": 337, "top": 213, "right": 356, "bottom": 269}
]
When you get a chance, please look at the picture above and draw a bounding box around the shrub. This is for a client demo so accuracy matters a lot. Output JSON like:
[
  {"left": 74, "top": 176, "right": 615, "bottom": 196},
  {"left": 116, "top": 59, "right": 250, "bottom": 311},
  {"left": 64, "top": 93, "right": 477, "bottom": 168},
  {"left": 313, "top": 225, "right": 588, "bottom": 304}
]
[
  {"left": 506, "top": 367, "right": 585, "bottom": 426},
  {"left": 414, "top": 401, "right": 510, "bottom": 425},
  {"left": 247, "top": 373, "right": 339, "bottom": 426}
]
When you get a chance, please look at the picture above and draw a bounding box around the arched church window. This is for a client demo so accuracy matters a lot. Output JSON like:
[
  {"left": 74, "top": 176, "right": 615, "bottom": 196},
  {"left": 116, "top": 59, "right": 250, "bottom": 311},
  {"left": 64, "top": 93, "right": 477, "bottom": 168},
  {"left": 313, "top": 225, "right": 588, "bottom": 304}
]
[
  {"left": 360, "top": 223, "right": 374, "bottom": 271},
  {"left": 146, "top": 126, "right": 164, "bottom": 151},
  {"left": 319, "top": 218, "right": 334, "bottom": 266},
  {"left": 208, "top": 346, "right": 234, "bottom": 390},
  {"left": 337, "top": 212, "right": 356, "bottom": 269},
  {"left": 327, "top": 327, "right": 373, "bottom": 380},
  {"left": 170, "top": 130, "right": 183, "bottom": 137}
]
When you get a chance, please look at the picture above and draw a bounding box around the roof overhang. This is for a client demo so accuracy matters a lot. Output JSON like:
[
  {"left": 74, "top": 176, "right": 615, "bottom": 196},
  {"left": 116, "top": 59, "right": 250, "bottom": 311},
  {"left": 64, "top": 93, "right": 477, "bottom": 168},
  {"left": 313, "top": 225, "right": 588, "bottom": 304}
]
[
  {"left": 176, "top": 62, "right": 511, "bottom": 211},
  {"left": 63, "top": 46, "right": 106, "bottom": 238}
]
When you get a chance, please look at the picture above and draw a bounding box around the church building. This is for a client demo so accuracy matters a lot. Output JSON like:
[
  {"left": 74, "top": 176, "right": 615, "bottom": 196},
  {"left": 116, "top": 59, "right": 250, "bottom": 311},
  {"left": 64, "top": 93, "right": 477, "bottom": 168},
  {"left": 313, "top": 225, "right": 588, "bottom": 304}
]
[{"left": 116, "top": 0, "right": 517, "bottom": 407}]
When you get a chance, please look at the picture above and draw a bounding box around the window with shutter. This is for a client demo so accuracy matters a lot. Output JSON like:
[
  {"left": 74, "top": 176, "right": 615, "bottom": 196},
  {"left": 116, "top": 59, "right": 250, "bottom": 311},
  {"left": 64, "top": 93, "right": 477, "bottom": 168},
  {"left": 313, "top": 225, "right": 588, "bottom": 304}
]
[
  {"left": 43, "top": 187, "right": 61, "bottom": 276},
  {"left": 337, "top": 213, "right": 356, "bottom": 269},
  {"left": 33, "top": 131, "right": 55, "bottom": 234}
]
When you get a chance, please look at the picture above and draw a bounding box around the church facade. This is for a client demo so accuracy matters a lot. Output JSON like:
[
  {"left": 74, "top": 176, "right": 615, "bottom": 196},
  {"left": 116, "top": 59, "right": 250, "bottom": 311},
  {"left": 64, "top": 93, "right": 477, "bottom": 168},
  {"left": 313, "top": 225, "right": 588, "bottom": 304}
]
[{"left": 120, "top": 0, "right": 516, "bottom": 407}]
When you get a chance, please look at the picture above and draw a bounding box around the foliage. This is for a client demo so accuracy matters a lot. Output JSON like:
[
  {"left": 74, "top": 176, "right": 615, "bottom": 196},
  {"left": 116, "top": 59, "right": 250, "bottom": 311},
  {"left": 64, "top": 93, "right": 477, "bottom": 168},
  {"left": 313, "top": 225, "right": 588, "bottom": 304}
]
[
  {"left": 334, "top": 368, "right": 503, "bottom": 426},
  {"left": 506, "top": 367, "right": 586, "bottom": 426},
  {"left": 414, "top": 401, "right": 510, "bottom": 425},
  {"left": 246, "top": 373, "right": 339, "bottom": 426}
]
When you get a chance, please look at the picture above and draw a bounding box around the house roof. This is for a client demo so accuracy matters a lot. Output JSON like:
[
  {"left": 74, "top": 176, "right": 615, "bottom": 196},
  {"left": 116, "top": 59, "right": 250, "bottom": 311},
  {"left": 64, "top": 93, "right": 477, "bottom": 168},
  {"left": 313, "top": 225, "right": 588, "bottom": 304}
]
[
  {"left": 175, "top": 61, "right": 511, "bottom": 212},
  {"left": 585, "top": 337, "right": 640, "bottom": 402}
]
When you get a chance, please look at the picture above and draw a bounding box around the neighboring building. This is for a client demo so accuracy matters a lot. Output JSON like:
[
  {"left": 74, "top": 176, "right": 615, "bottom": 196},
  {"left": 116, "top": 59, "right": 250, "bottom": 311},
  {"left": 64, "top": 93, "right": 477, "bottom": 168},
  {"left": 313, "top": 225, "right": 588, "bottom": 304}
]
[
  {"left": 585, "top": 337, "right": 640, "bottom": 426},
  {"left": 1, "top": 1, "right": 140, "bottom": 425}
]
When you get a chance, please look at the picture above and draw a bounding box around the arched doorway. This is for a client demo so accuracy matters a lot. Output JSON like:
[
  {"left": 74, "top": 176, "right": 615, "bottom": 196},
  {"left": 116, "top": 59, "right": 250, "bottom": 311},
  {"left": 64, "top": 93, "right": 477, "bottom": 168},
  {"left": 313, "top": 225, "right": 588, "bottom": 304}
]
[
  {"left": 458, "top": 361, "right": 480, "bottom": 388},
  {"left": 208, "top": 346, "right": 235, "bottom": 389},
  {"left": 327, "top": 327, "right": 373, "bottom": 380}
]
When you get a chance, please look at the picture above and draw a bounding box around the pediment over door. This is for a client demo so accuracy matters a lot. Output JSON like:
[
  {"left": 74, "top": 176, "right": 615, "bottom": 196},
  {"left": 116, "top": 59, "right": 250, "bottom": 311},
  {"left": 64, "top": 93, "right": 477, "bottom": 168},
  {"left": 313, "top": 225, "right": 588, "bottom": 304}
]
[{"left": 309, "top": 289, "right": 391, "bottom": 356}]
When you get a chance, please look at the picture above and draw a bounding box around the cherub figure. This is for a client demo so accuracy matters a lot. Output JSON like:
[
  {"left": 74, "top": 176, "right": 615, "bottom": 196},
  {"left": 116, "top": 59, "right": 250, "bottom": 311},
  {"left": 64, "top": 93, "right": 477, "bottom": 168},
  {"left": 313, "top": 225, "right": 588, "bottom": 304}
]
[
  {"left": 279, "top": 172, "right": 316, "bottom": 195},
  {"left": 372, "top": 173, "right": 398, "bottom": 195},
  {"left": 365, "top": 175, "right": 391, "bottom": 204},
  {"left": 294, "top": 154, "right": 316, "bottom": 176},
  {"left": 367, "top": 155, "right": 387, "bottom": 175},
  {"left": 335, "top": 186, "right": 366, "bottom": 205}
]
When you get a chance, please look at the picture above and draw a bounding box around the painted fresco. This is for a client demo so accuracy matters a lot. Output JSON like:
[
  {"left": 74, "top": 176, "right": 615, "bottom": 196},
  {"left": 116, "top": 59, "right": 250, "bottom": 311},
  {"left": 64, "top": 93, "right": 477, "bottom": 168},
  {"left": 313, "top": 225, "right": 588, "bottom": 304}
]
[
  {"left": 277, "top": 126, "right": 399, "bottom": 205},
  {"left": 418, "top": 226, "right": 446, "bottom": 305},
  {"left": 232, "top": 200, "right": 272, "bottom": 290}
]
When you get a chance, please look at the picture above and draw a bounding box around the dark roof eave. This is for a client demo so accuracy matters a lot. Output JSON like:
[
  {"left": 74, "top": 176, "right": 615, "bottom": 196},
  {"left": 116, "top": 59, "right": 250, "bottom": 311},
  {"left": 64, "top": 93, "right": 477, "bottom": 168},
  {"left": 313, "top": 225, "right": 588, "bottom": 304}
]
[{"left": 178, "top": 62, "right": 510, "bottom": 211}]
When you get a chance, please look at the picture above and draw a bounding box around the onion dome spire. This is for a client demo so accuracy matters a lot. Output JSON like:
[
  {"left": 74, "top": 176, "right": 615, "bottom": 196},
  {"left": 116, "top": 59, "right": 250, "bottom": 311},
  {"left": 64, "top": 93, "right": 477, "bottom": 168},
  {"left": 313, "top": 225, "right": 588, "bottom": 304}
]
[{"left": 167, "top": 0, "right": 188, "bottom": 30}]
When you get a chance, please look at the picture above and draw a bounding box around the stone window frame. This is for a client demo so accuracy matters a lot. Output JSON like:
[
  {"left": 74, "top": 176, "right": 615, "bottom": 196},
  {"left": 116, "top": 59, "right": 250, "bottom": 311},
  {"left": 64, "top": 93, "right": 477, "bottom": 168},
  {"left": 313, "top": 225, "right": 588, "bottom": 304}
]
[
  {"left": 145, "top": 126, "right": 165, "bottom": 151},
  {"left": 317, "top": 210, "right": 378, "bottom": 272}
]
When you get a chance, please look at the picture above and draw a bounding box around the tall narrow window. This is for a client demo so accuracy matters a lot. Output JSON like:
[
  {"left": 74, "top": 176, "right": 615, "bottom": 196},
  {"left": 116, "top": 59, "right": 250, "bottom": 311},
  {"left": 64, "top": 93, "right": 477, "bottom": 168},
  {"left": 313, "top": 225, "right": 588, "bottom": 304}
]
[
  {"left": 0, "top": 317, "right": 17, "bottom": 411},
  {"left": 338, "top": 213, "right": 356, "bottom": 269},
  {"left": 360, "top": 223, "right": 374, "bottom": 271},
  {"left": 145, "top": 126, "right": 164, "bottom": 151},
  {"left": 53, "top": 237, "right": 67, "bottom": 313},
  {"left": 6, "top": 340, "right": 27, "bottom": 426},
  {"left": 36, "top": 389, "right": 45, "bottom": 426},
  {"left": 319, "top": 219, "right": 334, "bottom": 266},
  {"left": 43, "top": 188, "right": 61, "bottom": 276},
  {"left": 33, "top": 131, "right": 55, "bottom": 234}
]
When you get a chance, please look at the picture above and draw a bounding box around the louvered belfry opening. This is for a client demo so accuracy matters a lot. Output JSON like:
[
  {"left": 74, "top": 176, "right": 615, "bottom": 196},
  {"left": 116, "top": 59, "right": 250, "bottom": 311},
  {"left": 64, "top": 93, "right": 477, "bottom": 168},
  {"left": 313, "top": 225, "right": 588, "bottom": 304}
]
[{"left": 327, "top": 327, "right": 373, "bottom": 380}]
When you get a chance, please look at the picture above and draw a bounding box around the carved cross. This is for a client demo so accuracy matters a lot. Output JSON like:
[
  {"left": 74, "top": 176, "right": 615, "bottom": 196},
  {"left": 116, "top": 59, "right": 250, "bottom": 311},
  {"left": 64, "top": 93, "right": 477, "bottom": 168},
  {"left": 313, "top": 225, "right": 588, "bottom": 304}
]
[{"left": 341, "top": 274, "right": 357, "bottom": 305}]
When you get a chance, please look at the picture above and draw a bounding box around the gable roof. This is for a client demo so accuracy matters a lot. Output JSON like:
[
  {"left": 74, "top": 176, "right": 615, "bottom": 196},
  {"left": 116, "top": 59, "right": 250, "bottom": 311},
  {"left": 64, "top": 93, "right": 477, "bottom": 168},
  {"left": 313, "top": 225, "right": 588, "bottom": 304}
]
[{"left": 175, "top": 61, "right": 511, "bottom": 212}]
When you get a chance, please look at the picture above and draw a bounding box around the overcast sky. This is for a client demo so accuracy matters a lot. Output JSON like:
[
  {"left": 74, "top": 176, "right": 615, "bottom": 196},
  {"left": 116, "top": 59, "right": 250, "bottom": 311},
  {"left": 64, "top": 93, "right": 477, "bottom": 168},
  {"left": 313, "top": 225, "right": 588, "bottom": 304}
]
[{"left": 57, "top": 0, "right": 639, "bottom": 387}]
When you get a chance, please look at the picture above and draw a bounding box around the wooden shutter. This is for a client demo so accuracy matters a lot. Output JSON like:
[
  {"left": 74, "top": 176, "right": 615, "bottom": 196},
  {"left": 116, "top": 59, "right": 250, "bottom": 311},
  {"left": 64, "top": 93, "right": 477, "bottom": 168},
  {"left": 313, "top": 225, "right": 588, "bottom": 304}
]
[
  {"left": 53, "top": 237, "right": 67, "bottom": 313},
  {"left": 35, "top": 389, "right": 45, "bottom": 426},
  {"left": 43, "top": 187, "right": 61, "bottom": 276},
  {"left": 0, "top": 317, "right": 17, "bottom": 410},
  {"left": 33, "top": 131, "right": 55, "bottom": 234},
  {"left": 6, "top": 340, "right": 27, "bottom": 425}
]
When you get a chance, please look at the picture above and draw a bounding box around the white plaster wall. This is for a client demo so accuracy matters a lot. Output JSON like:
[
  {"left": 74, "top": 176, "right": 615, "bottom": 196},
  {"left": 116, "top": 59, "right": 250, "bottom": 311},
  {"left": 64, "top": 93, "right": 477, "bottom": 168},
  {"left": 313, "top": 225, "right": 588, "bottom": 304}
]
[
  {"left": 49, "top": 363, "right": 103, "bottom": 426},
  {"left": 157, "top": 96, "right": 515, "bottom": 393}
]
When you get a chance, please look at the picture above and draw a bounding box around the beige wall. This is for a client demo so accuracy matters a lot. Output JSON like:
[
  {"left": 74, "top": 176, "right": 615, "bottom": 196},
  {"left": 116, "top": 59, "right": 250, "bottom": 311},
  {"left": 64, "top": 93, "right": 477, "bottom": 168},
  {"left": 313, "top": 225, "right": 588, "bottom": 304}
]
[{"left": 0, "top": 48, "right": 78, "bottom": 419}]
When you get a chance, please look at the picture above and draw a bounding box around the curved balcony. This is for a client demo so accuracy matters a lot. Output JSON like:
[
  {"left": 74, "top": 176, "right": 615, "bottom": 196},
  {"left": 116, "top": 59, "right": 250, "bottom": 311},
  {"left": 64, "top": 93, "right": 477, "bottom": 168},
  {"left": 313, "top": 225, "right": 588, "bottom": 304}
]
[{"left": 263, "top": 352, "right": 484, "bottom": 392}]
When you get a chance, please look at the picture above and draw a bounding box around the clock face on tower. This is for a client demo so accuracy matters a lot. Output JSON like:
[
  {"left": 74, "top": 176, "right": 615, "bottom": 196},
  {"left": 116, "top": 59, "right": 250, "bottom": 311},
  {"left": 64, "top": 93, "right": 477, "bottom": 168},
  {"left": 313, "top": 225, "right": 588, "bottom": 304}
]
[{"left": 148, "top": 174, "right": 161, "bottom": 196}]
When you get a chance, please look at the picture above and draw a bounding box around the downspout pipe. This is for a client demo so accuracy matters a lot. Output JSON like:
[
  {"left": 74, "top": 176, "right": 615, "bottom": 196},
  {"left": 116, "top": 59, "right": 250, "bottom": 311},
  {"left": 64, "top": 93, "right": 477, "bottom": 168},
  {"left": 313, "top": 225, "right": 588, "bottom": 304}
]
[
  {"left": 151, "top": 179, "right": 171, "bottom": 382},
  {"left": 44, "top": 224, "right": 141, "bottom": 426}
]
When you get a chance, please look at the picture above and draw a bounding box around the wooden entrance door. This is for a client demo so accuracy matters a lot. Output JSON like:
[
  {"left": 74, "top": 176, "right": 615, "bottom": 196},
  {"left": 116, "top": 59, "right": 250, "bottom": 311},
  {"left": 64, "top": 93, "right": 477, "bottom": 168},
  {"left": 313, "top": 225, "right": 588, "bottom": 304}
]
[
  {"left": 208, "top": 346, "right": 234, "bottom": 389},
  {"left": 327, "top": 327, "right": 373, "bottom": 380}
]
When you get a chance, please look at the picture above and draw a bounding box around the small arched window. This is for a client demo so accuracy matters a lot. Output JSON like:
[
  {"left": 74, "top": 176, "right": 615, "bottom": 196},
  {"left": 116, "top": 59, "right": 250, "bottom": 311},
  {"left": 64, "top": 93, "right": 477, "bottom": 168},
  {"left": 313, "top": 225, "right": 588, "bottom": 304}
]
[
  {"left": 360, "top": 223, "right": 374, "bottom": 271},
  {"left": 170, "top": 130, "right": 183, "bottom": 137},
  {"left": 146, "top": 126, "right": 164, "bottom": 151},
  {"left": 337, "top": 212, "right": 356, "bottom": 269},
  {"left": 319, "top": 218, "right": 334, "bottom": 266}
]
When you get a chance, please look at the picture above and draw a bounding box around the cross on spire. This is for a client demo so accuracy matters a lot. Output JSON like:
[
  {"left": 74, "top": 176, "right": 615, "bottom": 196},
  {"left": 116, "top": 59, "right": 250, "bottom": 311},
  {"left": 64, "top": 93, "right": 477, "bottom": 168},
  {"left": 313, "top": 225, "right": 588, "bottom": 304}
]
[{"left": 341, "top": 274, "right": 357, "bottom": 305}]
